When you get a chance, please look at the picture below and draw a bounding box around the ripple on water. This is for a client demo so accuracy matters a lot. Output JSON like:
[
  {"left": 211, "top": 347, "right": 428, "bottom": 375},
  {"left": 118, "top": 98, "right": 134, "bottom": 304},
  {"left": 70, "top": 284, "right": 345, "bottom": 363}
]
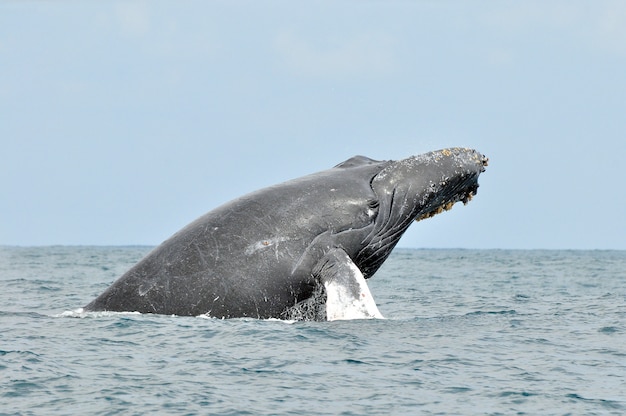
[{"left": 2, "top": 247, "right": 626, "bottom": 415}]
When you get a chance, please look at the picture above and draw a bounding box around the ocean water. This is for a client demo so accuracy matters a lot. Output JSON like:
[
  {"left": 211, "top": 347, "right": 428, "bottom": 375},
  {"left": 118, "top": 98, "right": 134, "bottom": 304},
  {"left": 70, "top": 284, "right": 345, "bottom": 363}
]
[{"left": 1, "top": 247, "right": 625, "bottom": 415}]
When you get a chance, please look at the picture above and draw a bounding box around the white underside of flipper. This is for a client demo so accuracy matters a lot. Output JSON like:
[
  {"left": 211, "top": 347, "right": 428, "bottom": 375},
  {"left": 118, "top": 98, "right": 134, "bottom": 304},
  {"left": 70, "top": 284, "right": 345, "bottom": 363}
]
[
  {"left": 314, "top": 248, "right": 384, "bottom": 321},
  {"left": 324, "top": 266, "right": 384, "bottom": 321}
]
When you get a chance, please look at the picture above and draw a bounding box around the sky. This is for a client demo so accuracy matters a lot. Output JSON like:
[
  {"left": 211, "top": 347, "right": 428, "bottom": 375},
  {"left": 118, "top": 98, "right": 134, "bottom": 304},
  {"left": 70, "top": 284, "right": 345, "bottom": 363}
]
[{"left": 1, "top": 1, "right": 625, "bottom": 250}]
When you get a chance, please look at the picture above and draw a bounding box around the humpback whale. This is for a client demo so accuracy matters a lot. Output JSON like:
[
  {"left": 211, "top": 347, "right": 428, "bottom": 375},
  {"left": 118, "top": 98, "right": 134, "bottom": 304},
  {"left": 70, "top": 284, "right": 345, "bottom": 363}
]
[{"left": 85, "top": 148, "right": 488, "bottom": 320}]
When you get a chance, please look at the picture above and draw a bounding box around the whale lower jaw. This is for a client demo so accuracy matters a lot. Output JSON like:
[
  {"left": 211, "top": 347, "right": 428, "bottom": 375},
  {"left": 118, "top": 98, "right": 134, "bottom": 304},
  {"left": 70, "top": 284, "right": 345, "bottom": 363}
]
[{"left": 415, "top": 185, "right": 479, "bottom": 222}]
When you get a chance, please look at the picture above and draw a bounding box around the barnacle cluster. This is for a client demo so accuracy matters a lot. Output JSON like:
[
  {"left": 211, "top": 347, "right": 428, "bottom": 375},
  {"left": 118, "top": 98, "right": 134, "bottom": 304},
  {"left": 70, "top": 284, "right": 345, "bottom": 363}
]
[{"left": 415, "top": 188, "right": 477, "bottom": 222}]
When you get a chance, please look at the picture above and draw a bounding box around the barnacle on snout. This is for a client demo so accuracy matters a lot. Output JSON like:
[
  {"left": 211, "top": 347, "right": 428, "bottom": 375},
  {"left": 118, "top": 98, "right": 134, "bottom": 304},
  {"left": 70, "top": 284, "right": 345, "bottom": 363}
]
[
  {"left": 415, "top": 203, "right": 448, "bottom": 222},
  {"left": 415, "top": 187, "right": 478, "bottom": 222},
  {"left": 462, "top": 187, "right": 479, "bottom": 205}
]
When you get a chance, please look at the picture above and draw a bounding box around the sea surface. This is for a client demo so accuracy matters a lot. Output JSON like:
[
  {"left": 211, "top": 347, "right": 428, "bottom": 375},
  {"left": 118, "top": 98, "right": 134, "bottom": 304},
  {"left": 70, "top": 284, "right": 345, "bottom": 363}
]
[{"left": 1, "top": 246, "right": 625, "bottom": 415}]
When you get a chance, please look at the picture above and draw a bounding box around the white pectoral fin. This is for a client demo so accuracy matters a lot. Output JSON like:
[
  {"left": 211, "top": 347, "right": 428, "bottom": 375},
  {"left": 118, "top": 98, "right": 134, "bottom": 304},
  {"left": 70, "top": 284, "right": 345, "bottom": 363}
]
[{"left": 313, "top": 248, "right": 384, "bottom": 321}]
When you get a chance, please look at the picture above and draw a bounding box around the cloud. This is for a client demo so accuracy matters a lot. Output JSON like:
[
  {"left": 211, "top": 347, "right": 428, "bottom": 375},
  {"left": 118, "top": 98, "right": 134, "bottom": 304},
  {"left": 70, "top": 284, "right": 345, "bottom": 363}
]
[
  {"left": 114, "top": 1, "right": 151, "bottom": 37},
  {"left": 594, "top": 1, "right": 626, "bottom": 55},
  {"left": 483, "top": 1, "right": 626, "bottom": 56},
  {"left": 274, "top": 32, "right": 397, "bottom": 79},
  {"left": 483, "top": 2, "right": 580, "bottom": 29}
]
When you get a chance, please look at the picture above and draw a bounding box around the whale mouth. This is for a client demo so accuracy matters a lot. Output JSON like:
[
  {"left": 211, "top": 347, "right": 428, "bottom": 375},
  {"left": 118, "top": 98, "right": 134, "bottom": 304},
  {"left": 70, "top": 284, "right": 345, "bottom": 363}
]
[{"left": 415, "top": 183, "right": 479, "bottom": 222}]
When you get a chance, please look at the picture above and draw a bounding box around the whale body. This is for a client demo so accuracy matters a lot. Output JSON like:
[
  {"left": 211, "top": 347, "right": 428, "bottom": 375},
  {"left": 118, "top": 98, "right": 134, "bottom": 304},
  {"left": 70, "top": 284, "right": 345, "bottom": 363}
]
[{"left": 85, "top": 148, "right": 488, "bottom": 320}]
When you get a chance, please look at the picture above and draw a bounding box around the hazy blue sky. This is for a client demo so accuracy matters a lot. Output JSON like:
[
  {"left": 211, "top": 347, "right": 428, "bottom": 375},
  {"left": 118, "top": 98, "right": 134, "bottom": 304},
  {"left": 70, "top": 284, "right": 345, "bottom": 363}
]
[{"left": 2, "top": 1, "right": 625, "bottom": 249}]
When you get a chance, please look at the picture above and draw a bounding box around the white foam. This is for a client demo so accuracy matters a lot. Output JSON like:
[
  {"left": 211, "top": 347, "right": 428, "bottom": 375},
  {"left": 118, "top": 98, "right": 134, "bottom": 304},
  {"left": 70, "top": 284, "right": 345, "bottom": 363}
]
[{"left": 55, "top": 308, "right": 142, "bottom": 318}]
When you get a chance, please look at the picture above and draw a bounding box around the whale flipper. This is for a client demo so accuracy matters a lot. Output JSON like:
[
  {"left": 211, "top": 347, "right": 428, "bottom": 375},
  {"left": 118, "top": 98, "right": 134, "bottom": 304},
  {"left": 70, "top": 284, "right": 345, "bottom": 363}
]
[{"left": 314, "top": 248, "right": 384, "bottom": 321}]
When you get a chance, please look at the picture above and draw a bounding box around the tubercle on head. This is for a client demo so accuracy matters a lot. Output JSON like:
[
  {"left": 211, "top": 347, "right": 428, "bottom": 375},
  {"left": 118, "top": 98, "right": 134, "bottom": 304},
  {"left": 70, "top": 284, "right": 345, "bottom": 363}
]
[{"left": 412, "top": 148, "right": 486, "bottom": 171}]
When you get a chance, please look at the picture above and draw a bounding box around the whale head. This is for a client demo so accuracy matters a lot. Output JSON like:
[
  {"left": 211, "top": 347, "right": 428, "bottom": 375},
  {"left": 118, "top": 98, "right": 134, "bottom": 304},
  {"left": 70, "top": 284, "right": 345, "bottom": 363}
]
[{"left": 356, "top": 148, "right": 488, "bottom": 276}]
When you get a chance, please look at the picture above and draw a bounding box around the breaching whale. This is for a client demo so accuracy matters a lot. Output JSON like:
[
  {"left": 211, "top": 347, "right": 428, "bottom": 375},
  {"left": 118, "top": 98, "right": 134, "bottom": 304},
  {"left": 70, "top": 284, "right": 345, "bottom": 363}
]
[{"left": 85, "top": 148, "right": 488, "bottom": 320}]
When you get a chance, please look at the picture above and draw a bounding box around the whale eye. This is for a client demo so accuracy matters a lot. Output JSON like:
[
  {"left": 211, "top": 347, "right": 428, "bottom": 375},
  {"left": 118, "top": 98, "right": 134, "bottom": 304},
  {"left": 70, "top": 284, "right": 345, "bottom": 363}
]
[
  {"left": 366, "top": 199, "right": 380, "bottom": 218},
  {"left": 368, "top": 199, "right": 380, "bottom": 209}
]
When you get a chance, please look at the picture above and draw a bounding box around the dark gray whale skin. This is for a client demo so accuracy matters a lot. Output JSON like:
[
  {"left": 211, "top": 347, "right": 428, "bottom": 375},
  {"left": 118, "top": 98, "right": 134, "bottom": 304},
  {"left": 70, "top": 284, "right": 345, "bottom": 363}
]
[{"left": 85, "top": 148, "right": 488, "bottom": 319}]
